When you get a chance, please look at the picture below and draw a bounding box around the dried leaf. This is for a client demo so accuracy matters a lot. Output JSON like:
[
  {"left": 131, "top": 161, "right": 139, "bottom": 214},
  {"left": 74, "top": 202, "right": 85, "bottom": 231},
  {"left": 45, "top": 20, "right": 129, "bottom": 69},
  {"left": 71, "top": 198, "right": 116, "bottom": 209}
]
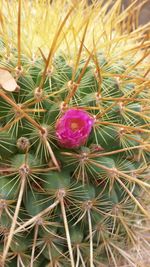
[{"left": 0, "top": 68, "right": 20, "bottom": 92}]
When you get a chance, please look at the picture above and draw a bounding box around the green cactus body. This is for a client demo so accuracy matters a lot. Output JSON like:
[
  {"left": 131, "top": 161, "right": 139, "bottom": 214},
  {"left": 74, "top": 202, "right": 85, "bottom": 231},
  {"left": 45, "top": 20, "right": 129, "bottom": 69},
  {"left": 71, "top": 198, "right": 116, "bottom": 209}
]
[{"left": 0, "top": 0, "right": 150, "bottom": 266}]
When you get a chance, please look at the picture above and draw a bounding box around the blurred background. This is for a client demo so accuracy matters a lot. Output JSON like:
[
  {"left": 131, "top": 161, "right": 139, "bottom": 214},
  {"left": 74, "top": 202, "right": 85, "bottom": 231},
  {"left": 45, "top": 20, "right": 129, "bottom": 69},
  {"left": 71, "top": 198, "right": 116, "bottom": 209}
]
[
  {"left": 123, "top": 0, "right": 150, "bottom": 25},
  {"left": 87, "top": 0, "right": 150, "bottom": 25}
]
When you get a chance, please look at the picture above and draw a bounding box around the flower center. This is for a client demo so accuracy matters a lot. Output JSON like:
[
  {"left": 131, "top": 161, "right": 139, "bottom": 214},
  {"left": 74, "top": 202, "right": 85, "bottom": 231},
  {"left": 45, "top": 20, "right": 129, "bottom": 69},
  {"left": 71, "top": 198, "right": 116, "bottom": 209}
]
[
  {"left": 69, "top": 118, "right": 84, "bottom": 131},
  {"left": 71, "top": 122, "right": 79, "bottom": 130}
]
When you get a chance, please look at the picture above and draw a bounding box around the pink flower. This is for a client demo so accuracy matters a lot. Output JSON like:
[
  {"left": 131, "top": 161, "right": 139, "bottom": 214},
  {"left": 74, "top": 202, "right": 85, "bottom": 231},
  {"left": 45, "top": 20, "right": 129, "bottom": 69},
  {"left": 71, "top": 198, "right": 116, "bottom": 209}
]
[{"left": 56, "top": 109, "right": 94, "bottom": 148}]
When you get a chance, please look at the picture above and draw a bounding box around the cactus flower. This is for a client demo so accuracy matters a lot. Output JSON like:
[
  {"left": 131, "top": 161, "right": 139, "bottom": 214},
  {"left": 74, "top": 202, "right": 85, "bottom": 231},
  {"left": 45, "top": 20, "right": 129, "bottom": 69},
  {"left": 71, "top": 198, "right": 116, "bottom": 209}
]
[{"left": 56, "top": 109, "right": 94, "bottom": 148}]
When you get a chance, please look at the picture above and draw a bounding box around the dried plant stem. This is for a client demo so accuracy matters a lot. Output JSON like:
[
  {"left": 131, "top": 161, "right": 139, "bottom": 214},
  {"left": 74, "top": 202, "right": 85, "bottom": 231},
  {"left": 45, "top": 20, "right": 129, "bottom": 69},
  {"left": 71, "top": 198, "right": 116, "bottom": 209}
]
[
  {"left": 90, "top": 161, "right": 150, "bottom": 189},
  {"left": 14, "top": 200, "right": 59, "bottom": 234},
  {"left": 116, "top": 177, "right": 150, "bottom": 219},
  {"left": 71, "top": 20, "right": 89, "bottom": 82},
  {"left": 61, "top": 144, "right": 149, "bottom": 158},
  {"left": 96, "top": 120, "right": 150, "bottom": 134},
  {"left": 64, "top": 54, "right": 92, "bottom": 105},
  {"left": 39, "top": 5, "right": 76, "bottom": 90},
  {"left": 87, "top": 209, "right": 94, "bottom": 267},
  {"left": 77, "top": 246, "right": 86, "bottom": 267},
  {"left": 94, "top": 145, "right": 149, "bottom": 157},
  {"left": 17, "top": 0, "right": 21, "bottom": 69},
  {"left": 76, "top": 245, "right": 80, "bottom": 267},
  {"left": 44, "top": 138, "right": 60, "bottom": 171},
  {"left": 60, "top": 197, "right": 75, "bottom": 267},
  {"left": 2, "top": 174, "right": 26, "bottom": 265},
  {"left": 5, "top": 207, "right": 22, "bottom": 228},
  {"left": 30, "top": 224, "right": 39, "bottom": 267}
]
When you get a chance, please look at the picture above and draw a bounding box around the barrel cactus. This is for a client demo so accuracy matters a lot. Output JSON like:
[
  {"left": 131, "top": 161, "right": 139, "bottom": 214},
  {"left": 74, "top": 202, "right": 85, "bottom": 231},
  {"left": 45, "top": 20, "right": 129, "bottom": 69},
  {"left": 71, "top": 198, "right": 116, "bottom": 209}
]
[{"left": 0, "top": 0, "right": 150, "bottom": 266}]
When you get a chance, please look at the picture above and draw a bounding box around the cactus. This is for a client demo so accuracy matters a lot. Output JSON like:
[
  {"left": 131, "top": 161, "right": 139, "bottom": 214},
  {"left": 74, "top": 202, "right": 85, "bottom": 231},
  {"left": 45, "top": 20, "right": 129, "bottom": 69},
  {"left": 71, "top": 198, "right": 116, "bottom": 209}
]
[{"left": 0, "top": 0, "right": 150, "bottom": 266}]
